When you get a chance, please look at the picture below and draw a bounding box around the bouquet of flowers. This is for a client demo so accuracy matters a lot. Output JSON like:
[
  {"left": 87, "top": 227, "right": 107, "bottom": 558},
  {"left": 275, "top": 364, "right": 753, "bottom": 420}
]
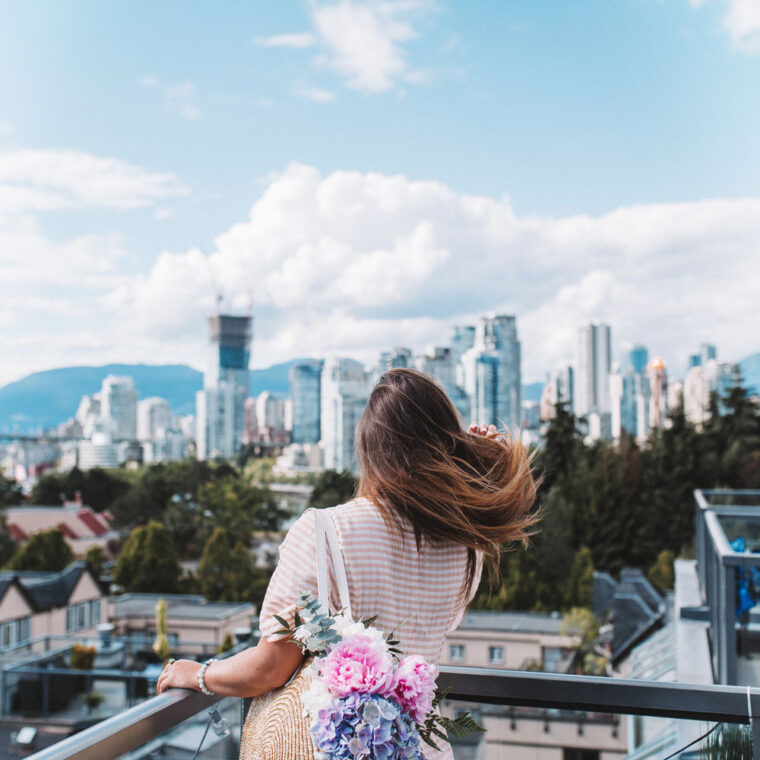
[{"left": 274, "top": 592, "right": 482, "bottom": 760}]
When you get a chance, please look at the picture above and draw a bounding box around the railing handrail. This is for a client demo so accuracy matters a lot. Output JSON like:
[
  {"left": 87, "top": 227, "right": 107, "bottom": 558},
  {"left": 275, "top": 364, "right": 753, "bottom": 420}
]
[{"left": 26, "top": 667, "right": 760, "bottom": 760}]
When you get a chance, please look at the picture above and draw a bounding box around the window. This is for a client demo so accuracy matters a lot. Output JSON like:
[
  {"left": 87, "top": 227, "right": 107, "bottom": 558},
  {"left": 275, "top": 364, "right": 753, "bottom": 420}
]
[
  {"left": 67, "top": 599, "right": 100, "bottom": 633},
  {"left": 543, "top": 646, "right": 565, "bottom": 673},
  {"left": 488, "top": 646, "right": 505, "bottom": 665},
  {"left": 0, "top": 617, "right": 31, "bottom": 650},
  {"left": 449, "top": 644, "right": 466, "bottom": 663},
  {"left": 563, "top": 751, "right": 599, "bottom": 760}
]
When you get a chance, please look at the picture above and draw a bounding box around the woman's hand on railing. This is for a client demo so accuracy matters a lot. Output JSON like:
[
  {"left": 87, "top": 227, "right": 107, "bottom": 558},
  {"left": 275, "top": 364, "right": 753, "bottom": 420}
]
[{"left": 157, "top": 659, "right": 202, "bottom": 694}]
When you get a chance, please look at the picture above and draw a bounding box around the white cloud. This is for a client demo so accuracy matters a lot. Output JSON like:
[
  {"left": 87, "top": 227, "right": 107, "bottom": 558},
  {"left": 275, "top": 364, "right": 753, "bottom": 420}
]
[
  {"left": 724, "top": 0, "right": 760, "bottom": 52},
  {"left": 107, "top": 164, "right": 760, "bottom": 381},
  {"left": 259, "top": 1, "right": 433, "bottom": 94},
  {"left": 255, "top": 32, "right": 316, "bottom": 48},
  {"left": 141, "top": 75, "right": 203, "bottom": 120},
  {"left": 691, "top": 0, "right": 760, "bottom": 53},
  {"left": 0, "top": 149, "right": 189, "bottom": 213}
]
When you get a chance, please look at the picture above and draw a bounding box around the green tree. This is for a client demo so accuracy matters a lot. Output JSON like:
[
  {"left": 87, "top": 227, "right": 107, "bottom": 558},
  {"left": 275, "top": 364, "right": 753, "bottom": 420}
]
[
  {"left": 0, "top": 475, "right": 23, "bottom": 507},
  {"left": 198, "top": 527, "right": 255, "bottom": 602},
  {"left": 0, "top": 512, "right": 18, "bottom": 567},
  {"left": 113, "top": 520, "right": 180, "bottom": 593},
  {"left": 308, "top": 470, "right": 357, "bottom": 508},
  {"left": 537, "top": 400, "right": 585, "bottom": 496},
  {"left": 198, "top": 477, "right": 289, "bottom": 546},
  {"left": 566, "top": 546, "right": 595, "bottom": 608},
  {"left": 7, "top": 528, "right": 74, "bottom": 571},
  {"left": 85, "top": 545, "right": 108, "bottom": 579}
]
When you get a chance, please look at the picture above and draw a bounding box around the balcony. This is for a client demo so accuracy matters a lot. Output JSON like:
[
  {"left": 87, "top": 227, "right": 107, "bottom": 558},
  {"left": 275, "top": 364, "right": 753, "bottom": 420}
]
[
  {"left": 21, "top": 489, "right": 760, "bottom": 759},
  {"left": 695, "top": 488, "right": 760, "bottom": 685}
]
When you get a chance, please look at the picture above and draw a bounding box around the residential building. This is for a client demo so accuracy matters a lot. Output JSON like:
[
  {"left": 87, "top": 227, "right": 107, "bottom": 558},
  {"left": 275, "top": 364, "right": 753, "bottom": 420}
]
[
  {"left": 443, "top": 611, "right": 627, "bottom": 759},
  {"left": 540, "top": 365, "right": 574, "bottom": 420},
  {"left": 109, "top": 594, "right": 254, "bottom": 654},
  {"left": 5, "top": 502, "right": 117, "bottom": 557},
  {"left": 460, "top": 315, "right": 521, "bottom": 431},
  {"left": 77, "top": 431, "right": 119, "bottom": 470},
  {"left": 683, "top": 358, "right": 738, "bottom": 427},
  {"left": 0, "top": 562, "right": 105, "bottom": 646},
  {"left": 136, "top": 397, "right": 172, "bottom": 442},
  {"left": 576, "top": 323, "right": 612, "bottom": 419},
  {"left": 196, "top": 314, "right": 252, "bottom": 460},
  {"left": 378, "top": 347, "right": 413, "bottom": 372},
  {"left": 101, "top": 375, "right": 138, "bottom": 441},
  {"left": 320, "top": 357, "right": 369, "bottom": 472}
]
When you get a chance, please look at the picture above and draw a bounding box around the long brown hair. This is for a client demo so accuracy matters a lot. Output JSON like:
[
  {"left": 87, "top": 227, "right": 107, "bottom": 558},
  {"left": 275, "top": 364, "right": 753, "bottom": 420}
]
[{"left": 355, "top": 368, "right": 539, "bottom": 599}]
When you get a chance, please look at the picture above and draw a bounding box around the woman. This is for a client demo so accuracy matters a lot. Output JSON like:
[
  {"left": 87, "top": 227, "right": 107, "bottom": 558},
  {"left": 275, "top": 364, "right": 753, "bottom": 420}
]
[{"left": 157, "top": 368, "right": 538, "bottom": 757}]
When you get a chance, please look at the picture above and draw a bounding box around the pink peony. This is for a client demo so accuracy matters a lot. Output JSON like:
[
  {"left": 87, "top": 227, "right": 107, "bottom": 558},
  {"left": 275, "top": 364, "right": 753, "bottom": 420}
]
[
  {"left": 320, "top": 634, "right": 395, "bottom": 697},
  {"left": 391, "top": 655, "right": 438, "bottom": 724}
]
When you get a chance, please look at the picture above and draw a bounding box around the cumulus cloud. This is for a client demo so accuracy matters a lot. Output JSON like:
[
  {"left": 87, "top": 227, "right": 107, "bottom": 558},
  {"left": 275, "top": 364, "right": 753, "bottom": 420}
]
[
  {"left": 107, "top": 163, "right": 760, "bottom": 381},
  {"left": 0, "top": 150, "right": 189, "bottom": 385},
  {"left": 257, "top": 0, "right": 433, "bottom": 93},
  {"left": 691, "top": 0, "right": 760, "bottom": 53},
  {"left": 0, "top": 149, "right": 188, "bottom": 213},
  {"left": 295, "top": 85, "right": 337, "bottom": 103}
]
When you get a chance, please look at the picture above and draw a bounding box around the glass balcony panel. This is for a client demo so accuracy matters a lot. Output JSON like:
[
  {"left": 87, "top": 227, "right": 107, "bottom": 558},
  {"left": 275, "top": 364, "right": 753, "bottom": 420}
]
[{"left": 116, "top": 696, "right": 240, "bottom": 760}]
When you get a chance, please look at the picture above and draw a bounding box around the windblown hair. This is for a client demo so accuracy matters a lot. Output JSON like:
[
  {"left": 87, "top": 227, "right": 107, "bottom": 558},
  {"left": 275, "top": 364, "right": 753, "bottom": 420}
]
[{"left": 355, "top": 368, "right": 540, "bottom": 600}]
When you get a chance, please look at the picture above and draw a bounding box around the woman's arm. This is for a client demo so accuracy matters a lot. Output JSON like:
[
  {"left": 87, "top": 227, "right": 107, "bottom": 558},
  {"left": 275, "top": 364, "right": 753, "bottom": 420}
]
[{"left": 156, "top": 635, "right": 304, "bottom": 698}]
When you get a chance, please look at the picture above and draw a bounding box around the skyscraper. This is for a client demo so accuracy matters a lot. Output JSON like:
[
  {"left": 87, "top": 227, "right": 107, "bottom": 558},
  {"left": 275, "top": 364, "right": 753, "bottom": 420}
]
[
  {"left": 460, "top": 315, "right": 521, "bottom": 430},
  {"left": 290, "top": 360, "right": 324, "bottom": 444},
  {"left": 575, "top": 323, "right": 612, "bottom": 417},
  {"left": 196, "top": 314, "right": 252, "bottom": 460},
  {"left": 320, "top": 358, "right": 369, "bottom": 472},
  {"left": 101, "top": 375, "right": 138, "bottom": 441},
  {"left": 137, "top": 397, "right": 172, "bottom": 441},
  {"left": 628, "top": 345, "right": 649, "bottom": 376}
]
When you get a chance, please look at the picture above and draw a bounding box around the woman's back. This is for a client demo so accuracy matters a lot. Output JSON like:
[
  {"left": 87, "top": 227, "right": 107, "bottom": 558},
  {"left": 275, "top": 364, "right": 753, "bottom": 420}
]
[{"left": 259, "top": 497, "right": 479, "bottom": 663}]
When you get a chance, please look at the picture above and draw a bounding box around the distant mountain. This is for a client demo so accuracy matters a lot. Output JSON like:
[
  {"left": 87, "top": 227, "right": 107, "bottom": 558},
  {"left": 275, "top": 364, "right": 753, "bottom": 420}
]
[
  {"left": 739, "top": 353, "right": 760, "bottom": 395},
  {"left": 0, "top": 360, "right": 306, "bottom": 433},
  {"left": 522, "top": 382, "right": 544, "bottom": 403}
]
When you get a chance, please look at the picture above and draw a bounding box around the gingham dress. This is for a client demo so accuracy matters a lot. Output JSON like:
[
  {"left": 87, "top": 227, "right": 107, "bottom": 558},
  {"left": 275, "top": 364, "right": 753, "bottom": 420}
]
[{"left": 259, "top": 497, "right": 482, "bottom": 760}]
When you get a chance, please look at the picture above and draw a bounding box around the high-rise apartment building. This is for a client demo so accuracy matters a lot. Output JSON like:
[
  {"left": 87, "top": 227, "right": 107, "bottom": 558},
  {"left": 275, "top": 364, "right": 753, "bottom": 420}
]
[
  {"left": 575, "top": 324, "right": 612, "bottom": 417},
  {"left": 460, "top": 315, "right": 521, "bottom": 430},
  {"left": 684, "top": 357, "right": 737, "bottom": 427},
  {"left": 378, "top": 347, "right": 412, "bottom": 372},
  {"left": 136, "top": 397, "right": 172, "bottom": 441},
  {"left": 101, "top": 375, "right": 138, "bottom": 441},
  {"left": 290, "top": 360, "right": 323, "bottom": 444},
  {"left": 196, "top": 314, "right": 252, "bottom": 460},
  {"left": 628, "top": 345, "right": 649, "bottom": 376},
  {"left": 320, "top": 358, "right": 369, "bottom": 472}
]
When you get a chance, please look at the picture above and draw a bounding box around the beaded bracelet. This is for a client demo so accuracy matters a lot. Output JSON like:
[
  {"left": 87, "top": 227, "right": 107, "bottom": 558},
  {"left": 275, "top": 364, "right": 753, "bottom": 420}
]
[{"left": 198, "top": 658, "right": 217, "bottom": 696}]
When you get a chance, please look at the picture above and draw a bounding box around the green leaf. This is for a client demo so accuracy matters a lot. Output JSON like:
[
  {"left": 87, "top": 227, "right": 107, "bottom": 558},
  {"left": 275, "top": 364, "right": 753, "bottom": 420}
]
[
  {"left": 273, "top": 615, "right": 291, "bottom": 631},
  {"left": 441, "top": 713, "right": 484, "bottom": 738},
  {"left": 418, "top": 731, "right": 440, "bottom": 750},
  {"left": 293, "top": 609, "right": 303, "bottom": 627}
]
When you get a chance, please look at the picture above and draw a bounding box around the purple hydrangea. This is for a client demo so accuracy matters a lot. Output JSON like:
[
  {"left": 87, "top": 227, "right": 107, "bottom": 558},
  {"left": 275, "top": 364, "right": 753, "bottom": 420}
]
[{"left": 310, "top": 692, "right": 426, "bottom": 760}]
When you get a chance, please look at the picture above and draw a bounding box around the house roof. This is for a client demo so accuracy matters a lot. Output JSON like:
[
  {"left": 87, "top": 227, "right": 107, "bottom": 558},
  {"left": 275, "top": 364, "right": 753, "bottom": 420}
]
[
  {"left": 0, "top": 561, "right": 98, "bottom": 614},
  {"left": 455, "top": 610, "right": 565, "bottom": 635},
  {"left": 110, "top": 593, "right": 254, "bottom": 621}
]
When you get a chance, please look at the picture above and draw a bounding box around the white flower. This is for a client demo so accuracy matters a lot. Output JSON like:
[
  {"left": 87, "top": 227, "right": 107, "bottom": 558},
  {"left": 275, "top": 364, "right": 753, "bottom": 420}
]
[{"left": 301, "top": 677, "right": 332, "bottom": 717}]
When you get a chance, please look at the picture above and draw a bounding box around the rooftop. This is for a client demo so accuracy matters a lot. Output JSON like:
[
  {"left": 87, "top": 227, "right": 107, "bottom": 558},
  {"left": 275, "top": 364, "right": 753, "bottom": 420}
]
[{"left": 110, "top": 593, "right": 253, "bottom": 621}]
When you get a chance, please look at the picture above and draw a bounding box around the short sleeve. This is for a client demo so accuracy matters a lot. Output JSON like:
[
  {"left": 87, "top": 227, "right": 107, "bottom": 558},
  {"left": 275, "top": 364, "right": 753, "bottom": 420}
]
[{"left": 259, "top": 509, "right": 318, "bottom": 640}]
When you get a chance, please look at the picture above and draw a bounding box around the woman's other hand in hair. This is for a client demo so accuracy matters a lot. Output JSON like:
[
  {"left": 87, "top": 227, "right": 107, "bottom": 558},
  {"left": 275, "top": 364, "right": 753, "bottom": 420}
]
[{"left": 468, "top": 423, "right": 507, "bottom": 444}]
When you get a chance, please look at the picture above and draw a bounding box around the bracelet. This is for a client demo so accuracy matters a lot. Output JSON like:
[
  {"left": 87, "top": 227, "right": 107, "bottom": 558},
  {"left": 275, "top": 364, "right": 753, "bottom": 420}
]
[{"left": 198, "top": 658, "right": 217, "bottom": 696}]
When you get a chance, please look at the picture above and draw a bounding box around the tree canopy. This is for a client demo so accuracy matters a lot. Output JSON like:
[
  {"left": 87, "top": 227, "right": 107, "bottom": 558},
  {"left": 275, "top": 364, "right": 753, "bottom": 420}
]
[
  {"left": 113, "top": 520, "right": 181, "bottom": 593},
  {"left": 6, "top": 528, "right": 74, "bottom": 572}
]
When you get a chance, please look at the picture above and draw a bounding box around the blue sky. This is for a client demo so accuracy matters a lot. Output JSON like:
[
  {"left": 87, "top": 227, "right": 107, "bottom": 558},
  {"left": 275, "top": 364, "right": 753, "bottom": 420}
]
[{"left": 1, "top": 0, "right": 759, "bottom": 385}]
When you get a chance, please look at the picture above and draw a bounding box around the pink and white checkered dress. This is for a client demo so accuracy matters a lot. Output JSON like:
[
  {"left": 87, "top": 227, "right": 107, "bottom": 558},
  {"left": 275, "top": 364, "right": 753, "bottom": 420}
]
[{"left": 259, "top": 496, "right": 482, "bottom": 760}]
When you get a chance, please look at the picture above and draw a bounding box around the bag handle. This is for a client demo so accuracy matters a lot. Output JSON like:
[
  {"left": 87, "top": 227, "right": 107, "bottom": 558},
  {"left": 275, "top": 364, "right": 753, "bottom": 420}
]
[{"left": 313, "top": 509, "right": 352, "bottom": 618}]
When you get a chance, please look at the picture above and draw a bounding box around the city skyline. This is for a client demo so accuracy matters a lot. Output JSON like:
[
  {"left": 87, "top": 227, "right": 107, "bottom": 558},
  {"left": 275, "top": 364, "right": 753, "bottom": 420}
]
[{"left": 2, "top": 1, "right": 760, "bottom": 386}]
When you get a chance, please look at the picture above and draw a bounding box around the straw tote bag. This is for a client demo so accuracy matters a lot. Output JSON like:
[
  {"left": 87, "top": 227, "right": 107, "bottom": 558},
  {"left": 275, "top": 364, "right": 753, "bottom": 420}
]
[{"left": 239, "top": 509, "right": 352, "bottom": 760}]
